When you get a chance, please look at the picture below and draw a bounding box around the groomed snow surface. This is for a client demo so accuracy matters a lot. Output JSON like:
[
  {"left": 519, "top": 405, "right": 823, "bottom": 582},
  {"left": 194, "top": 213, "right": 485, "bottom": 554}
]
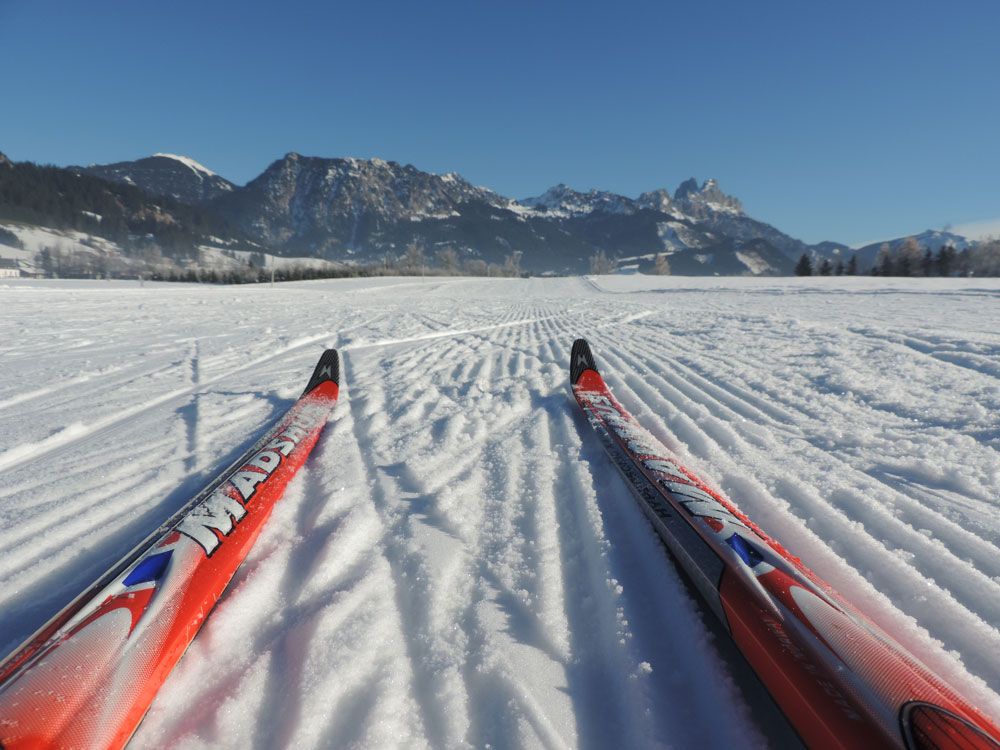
[{"left": 1, "top": 275, "right": 998, "bottom": 748}]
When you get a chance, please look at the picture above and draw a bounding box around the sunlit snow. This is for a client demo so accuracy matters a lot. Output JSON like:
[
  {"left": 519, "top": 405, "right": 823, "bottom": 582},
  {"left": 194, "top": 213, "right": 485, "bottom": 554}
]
[{"left": 1, "top": 275, "right": 998, "bottom": 748}]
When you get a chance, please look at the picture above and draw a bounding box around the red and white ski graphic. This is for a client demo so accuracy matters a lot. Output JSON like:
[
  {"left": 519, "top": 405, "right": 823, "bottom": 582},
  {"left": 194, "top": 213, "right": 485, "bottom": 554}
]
[
  {"left": 570, "top": 338, "right": 999, "bottom": 750},
  {"left": 0, "top": 349, "right": 341, "bottom": 750}
]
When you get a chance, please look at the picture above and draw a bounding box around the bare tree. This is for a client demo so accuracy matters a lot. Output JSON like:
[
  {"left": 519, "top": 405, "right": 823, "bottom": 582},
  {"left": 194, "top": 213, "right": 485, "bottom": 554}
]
[
  {"left": 589, "top": 250, "right": 614, "bottom": 275},
  {"left": 653, "top": 253, "right": 671, "bottom": 275},
  {"left": 403, "top": 241, "right": 426, "bottom": 274},
  {"left": 503, "top": 250, "right": 523, "bottom": 277},
  {"left": 464, "top": 258, "right": 488, "bottom": 276},
  {"left": 965, "top": 240, "right": 1000, "bottom": 276},
  {"left": 436, "top": 246, "right": 459, "bottom": 274},
  {"left": 874, "top": 243, "right": 893, "bottom": 275},
  {"left": 896, "top": 237, "right": 924, "bottom": 277}
]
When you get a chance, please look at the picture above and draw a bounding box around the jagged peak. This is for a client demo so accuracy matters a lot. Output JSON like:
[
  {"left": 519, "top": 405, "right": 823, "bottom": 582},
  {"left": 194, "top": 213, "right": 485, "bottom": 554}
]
[
  {"left": 673, "top": 177, "right": 742, "bottom": 214},
  {"left": 673, "top": 177, "right": 701, "bottom": 201}
]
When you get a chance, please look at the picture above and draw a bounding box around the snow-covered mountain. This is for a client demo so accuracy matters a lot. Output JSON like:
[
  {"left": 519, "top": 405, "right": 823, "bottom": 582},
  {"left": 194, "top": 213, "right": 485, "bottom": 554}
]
[
  {"left": 77, "top": 153, "right": 235, "bottom": 205},
  {"left": 211, "top": 153, "right": 512, "bottom": 251},
  {"left": 673, "top": 177, "right": 743, "bottom": 215},
  {"left": 519, "top": 184, "right": 636, "bottom": 217},
  {"left": 854, "top": 229, "right": 971, "bottom": 262},
  {"left": 793, "top": 229, "right": 972, "bottom": 271},
  {"left": 17, "top": 149, "right": 952, "bottom": 275},
  {"left": 0, "top": 153, "right": 256, "bottom": 269},
  {"left": 205, "top": 156, "right": 816, "bottom": 273}
]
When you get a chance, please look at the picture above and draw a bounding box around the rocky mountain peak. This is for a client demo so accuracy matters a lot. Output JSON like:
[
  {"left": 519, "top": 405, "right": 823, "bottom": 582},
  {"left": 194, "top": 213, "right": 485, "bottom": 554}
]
[
  {"left": 636, "top": 188, "right": 672, "bottom": 212},
  {"left": 673, "top": 177, "right": 742, "bottom": 214},
  {"left": 214, "top": 153, "right": 508, "bottom": 252},
  {"left": 673, "top": 177, "right": 701, "bottom": 202}
]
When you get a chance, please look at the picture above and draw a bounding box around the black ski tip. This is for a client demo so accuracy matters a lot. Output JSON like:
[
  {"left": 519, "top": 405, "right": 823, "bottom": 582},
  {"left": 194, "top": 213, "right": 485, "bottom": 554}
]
[
  {"left": 302, "top": 349, "right": 340, "bottom": 395},
  {"left": 570, "top": 338, "right": 599, "bottom": 385}
]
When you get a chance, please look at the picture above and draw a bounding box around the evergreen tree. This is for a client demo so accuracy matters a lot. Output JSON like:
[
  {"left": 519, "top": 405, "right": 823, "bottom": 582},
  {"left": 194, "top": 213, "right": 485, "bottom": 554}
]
[
  {"left": 834, "top": 259, "right": 844, "bottom": 276},
  {"left": 897, "top": 254, "right": 913, "bottom": 277},
  {"left": 794, "top": 253, "right": 813, "bottom": 276},
  {"left": 937, "top": 245, "right": 956, "bottom": 276},
  {"left": 921, "top": 248, "right": 934, "bottom": 276},
  {"left": 846, "top": 253, "right": 858, "bottom": 275},
  {"left": 37, "top": 246, "right": 54, "bottom": 277},
  {"left": 818, "top": 258, "right": 832, "bottom": 275},
  {"left": 875, "top": 243, "right": 894, "bottom": 276}
]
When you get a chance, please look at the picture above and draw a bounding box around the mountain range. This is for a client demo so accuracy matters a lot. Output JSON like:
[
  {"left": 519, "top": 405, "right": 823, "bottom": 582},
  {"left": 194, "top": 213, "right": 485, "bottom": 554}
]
[
  {"left": 75, "top": 152, "right": 849, "bottom": 274},
  {"left": 0, "top": 150, "right": 972, "bottom": 275}
]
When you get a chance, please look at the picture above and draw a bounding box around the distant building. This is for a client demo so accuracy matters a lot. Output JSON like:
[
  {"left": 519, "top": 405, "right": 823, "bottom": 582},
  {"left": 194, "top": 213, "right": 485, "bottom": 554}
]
[{"left": 0, "top": 258, "right": 22, "bottom": 278}]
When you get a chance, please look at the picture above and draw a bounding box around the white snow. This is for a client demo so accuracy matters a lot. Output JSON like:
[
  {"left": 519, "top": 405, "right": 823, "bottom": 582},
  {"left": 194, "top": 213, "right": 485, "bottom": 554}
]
[
  {"left": 734, "top": 250, "right": 770, "bottom": 274},
  {"left": 0, "top": 222, "right": 118, "bottom": 256},
  {"left": 656, "top": 220, "right": 701, "bottom": 252},
  {"left": 1, "top": 275, "right": 999, "bottom": 748},
  {"left": 152, "top": 153, "right": 219, "bottom": 179},
  {"left": 0, "top": 244, "right": 36, "bottom": 266},
  {"left": 203, "top": 246, "right": 343, "bottom": 272}
]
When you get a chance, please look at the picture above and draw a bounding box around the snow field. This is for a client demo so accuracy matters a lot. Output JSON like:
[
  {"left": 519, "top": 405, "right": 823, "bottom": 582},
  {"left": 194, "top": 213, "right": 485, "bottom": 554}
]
[{"left": 0, "top": 275, "right": 998, "bottom": 747}]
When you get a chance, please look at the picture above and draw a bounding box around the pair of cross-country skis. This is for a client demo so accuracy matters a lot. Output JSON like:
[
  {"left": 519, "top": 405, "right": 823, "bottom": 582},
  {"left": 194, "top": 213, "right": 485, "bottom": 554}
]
[{"left": 0, "top": 342, "right": 997, "bottom": 749}]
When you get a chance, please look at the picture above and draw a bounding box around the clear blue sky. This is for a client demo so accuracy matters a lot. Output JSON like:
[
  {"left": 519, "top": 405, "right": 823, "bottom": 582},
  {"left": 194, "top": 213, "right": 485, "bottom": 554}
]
[{"left": 2, "top": 0, "right": 998, "bottom": 245}]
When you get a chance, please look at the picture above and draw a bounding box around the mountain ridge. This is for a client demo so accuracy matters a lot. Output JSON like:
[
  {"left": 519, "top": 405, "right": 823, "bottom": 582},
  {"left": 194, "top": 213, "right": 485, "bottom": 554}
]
[
  {"left": 75, "top": 154, "right": 236, "bottom": 205},
  {"left": 3, "top": 149, "right": 975, "bottom": 276}
]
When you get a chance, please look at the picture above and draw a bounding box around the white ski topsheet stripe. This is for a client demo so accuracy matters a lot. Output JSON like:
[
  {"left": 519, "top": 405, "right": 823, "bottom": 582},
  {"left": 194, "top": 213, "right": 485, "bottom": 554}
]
[{"left": 0, "top": 276, "right": 998, "bottom": 748}]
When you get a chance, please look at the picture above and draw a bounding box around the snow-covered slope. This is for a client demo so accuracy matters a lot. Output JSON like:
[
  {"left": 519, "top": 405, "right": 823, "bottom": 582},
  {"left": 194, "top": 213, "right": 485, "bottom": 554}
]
[{"left": 1, "top": 276, "right": 998, "bottom": 748}]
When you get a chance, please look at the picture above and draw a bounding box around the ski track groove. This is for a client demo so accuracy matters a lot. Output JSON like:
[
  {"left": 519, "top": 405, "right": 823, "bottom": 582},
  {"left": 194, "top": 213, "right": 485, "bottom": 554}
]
[
  {"left": 584, "top": 330, "right": 1000, "bottom": 707},
  {"left": 0, "top": 331, "right": 339, "bottom": 476},
  {"left": 2, "top": 277, "right": 999, "bottom": 746},
  {"left": 598, "top": 324, "right": 1000, "bottom": 562},
  {"left": 340, "top": 354, "right": 447, "bottom": 748}
]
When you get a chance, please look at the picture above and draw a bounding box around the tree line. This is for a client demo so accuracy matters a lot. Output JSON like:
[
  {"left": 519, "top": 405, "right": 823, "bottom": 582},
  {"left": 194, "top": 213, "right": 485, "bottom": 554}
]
[
  {"left": 795, "top": 238, "right": 1000, "bottom": 277},
  {"left": 30, "top": 241, "right": 532, "bottom": 283}
]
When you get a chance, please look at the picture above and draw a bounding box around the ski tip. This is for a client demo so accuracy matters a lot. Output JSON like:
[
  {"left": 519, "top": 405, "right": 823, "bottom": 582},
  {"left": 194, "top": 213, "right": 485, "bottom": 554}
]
[
  {"left": 302, "top": 349, "right": 340, "bottom": 396},
  {"left": 570, "top": 338, "right": 599, "bottom": 385}
]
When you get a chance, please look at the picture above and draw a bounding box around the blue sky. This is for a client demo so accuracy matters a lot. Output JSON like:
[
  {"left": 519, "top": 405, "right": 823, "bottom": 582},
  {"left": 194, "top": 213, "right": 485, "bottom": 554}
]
[{"left": 2, "top": 0, "right": 998, "bottom": 245}]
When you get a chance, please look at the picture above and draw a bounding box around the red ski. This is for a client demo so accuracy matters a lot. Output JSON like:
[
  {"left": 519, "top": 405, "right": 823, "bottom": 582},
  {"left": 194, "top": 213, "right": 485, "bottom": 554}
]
[
  {"left": 570, "top": 338, "right": 999, "bottom": 750},
  {"left": 0, "top": 349, "right": 340, "bottom": 750}
]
